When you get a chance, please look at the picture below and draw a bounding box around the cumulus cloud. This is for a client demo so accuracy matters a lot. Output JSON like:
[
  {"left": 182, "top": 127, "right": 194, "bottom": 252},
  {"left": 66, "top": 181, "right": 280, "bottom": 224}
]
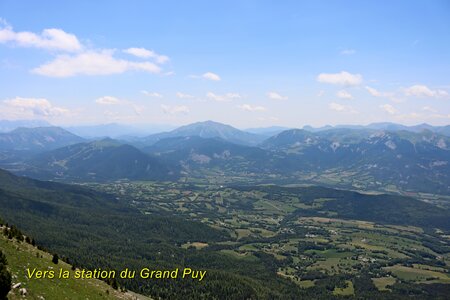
[
  {"left": 328, "top": 102, "right": 357, "bottom": 113},
  {"left": 336, "top": 90, "right": 353, "bottom": 99},
  {"left": 176, "top": 92, "right": 195, "bottom": 99},
  {"left": 161, "top": 104, "right": 189, "bottom": 114},
  {"left": 202, "top": 72, "right": 221, "bottom": 81},
  {"left": 238, "top": 104, "right": 266, "bottom": 112},
  {"left": 0, "top": 22, "right": 82, "bottom": 52},
  {"left": 32, "top": 50, "right": 161, "bottom": 77},
  {"left": 317, "top": 71, "right": 362, "bottom": 86},
  {"left": 1, "top": 97, "right": 70, "bottom": 118},
  {"left": 123, "top": 47, "right": 169, "bottom": 64},
  {"left": 379, "top": 104, "right": 397, "bottom": 115},
  {"left": 403, "top": 85, "right": 448, "bottom": 98},
  {"left": 141, "top": 91, "right": 163, "bottom": 98},
  {"left": 207, "top": 92, "right": 241, "bottom": 102},
  {"left": 267, "top": 92, "right": 287, "bottom": 100},
  {"left": 0, "top": 21, "right": 169, "bottom": 78},
  {"left": 95, "top": 96, "right": 122, "bottom": 105}
]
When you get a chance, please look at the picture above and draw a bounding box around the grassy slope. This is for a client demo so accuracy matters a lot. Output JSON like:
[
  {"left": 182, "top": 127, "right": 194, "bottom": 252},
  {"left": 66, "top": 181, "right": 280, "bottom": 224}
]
[{"left": 0, "top": 229, "right": 151, "bottom": 300}]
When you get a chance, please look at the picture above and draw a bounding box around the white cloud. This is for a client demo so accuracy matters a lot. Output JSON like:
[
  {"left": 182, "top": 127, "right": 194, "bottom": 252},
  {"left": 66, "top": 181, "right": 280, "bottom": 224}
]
[
  {"left": 422, "top": 106, "right": 437, "bottom": 113},
  {"left": 124, "top": 47, "right": 153, "bottom": 58},
  {"left": 0, "top": 21, "right": 168, "bottom": 78},
  {"left": 0, "top": 22, "right": 82, "bottom": 52},
  {"left": 336, "top": 90, "right": 353, "bottom": 99},
  {"left": 317, "top": 90, "right": 325, "bottom": 97},
  {"left": 238, "top": 104, "right": 266, "bottom": 112},
  {"left": 176, "top": 92, "right": 194, "bottom": 99},
  {"left": 141, "top": 90, "right": 163, "bottom": 98},
  {"left": 379, "top": 104, "right": 397, "bottom": 115},
  {"left": 1, "top": 97, "right": 70, "bottom": 118},
  {"left": 340, "top": 49, "right": 356, "bottom": 55},
  {"left": 365, "top": 86, "right": 383, "bottom": 97},
  {"left": 365, "top": 86, "right": 403, "bottom": 103},
  {"left": 95, "top": 96, "right": 144, "bottom": 117},
  {"left": 123, "top": 47, "right": 169, "bottom": 64},
  {"left": 328, "top": 102, "right": 357, "bottom": 113},
  {"left": 317, "top": 71, "right": 362, "bottom": 86},
  {"left": 32, "top": 50, "right": 161, "bottom": 77},
  {"left": 161, "top": 104, "right": 189, "bottom": 114},
  {"left": 207, "top": 92, "right": 241, "bottom": 102},
  {"left": 403, "top": 85, "right": 448, "bottom": 98},
  {"left": 95, "top": 96, "right": 121, "bottom": 105},
  {"left": 202, "top": 72, "right": 221, "bottom": 81},
  {"left": 267, "top": 91, "right": 287, "bottom": 100}
]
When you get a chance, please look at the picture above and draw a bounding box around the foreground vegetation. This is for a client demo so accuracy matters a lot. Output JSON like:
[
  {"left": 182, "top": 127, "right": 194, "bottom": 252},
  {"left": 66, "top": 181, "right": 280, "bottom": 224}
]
[
  {"left": 1, "top": 168, "right": 449, "bottom": 298},
  {"left": 0, "top": 222, "right": 149, "bottom": 300}
]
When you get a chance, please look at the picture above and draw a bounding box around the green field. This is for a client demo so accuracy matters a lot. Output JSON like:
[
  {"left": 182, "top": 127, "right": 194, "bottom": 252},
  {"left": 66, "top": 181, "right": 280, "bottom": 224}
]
[{"left": 80, "top": 181, "right": 450, "bottom": 298}]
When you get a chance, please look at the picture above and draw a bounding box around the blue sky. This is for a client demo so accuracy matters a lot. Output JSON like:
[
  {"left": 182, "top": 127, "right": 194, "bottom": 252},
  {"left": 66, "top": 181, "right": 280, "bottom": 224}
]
[{"left": 0, "top": 0, "right": 449, "bottom": 128}]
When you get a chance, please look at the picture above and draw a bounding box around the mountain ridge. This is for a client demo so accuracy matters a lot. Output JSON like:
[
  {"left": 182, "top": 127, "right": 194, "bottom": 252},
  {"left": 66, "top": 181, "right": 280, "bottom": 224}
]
[
  {"left": 0, "top": 126, "right": 85, "bottom": 152},
  {"left": 23, "top": 138, "right": 177, "bottom": 181},
  {"left": 141, "top": 120, "right": 266, "bottom": 146}
]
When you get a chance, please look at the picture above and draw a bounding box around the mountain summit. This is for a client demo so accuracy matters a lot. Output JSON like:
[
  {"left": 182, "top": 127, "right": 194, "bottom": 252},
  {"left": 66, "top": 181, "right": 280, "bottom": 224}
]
[
  {"left": 142, "top": 120, "right": 265, "bottom": 146},
  {"left": 0, "top": 126, "right": 85, "bottom": 152}
]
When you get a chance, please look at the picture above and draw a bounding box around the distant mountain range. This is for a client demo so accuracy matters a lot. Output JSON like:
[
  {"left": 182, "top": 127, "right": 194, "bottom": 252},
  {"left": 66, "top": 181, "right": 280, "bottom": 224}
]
[
  {"left": 244, "top": 126, "right": 291, "bottom": 137},
  {"left": 64, "top": 123, "right": 175, "bottom": 138},
  {"left": 145, "top": 136, "right": 269, "bottom": 174},
  {"left": 303, "top": 122, "right": 450, "bottom": 136},
  {"left": 0, "top": 126, "right": 84, "bottom": 152},
  {"left": 26, "top": 138, "right": 176, "bottom": 181},
  {"left": 140, "top": 120, "right": 266, "bottom": 146},
  {"left": 0, "top": 119, "right": 51, "bottom": 132},
  {"left": 261, "top": 128, "right": 450, "bottom": 193},
  {"left": 0, "top": 121, "right": 449, "bottom": 194},
  {"left": 2, "top": 119, "right": 449, "bottom": 138}
]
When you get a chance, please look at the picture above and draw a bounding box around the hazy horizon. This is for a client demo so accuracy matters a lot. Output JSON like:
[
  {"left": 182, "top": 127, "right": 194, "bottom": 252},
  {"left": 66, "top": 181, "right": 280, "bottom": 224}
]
[{"left": 1, "top": 118, "right": 449, "bottom": 133}]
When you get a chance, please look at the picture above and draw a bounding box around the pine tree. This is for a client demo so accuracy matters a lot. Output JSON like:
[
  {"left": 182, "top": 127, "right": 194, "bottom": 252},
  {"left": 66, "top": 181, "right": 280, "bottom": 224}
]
[
  {"left": 0, "top": 251, "right": 11, "bottom": 299},
  {"left": 52, "top": 253, "right": 59, "bottom": 264}
]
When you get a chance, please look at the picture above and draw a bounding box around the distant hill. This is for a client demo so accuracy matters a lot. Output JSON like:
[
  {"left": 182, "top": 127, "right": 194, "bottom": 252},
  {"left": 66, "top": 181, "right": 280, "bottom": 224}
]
[
  {"left": 141, "top": 121, "right": 265, "bottom": 146},
  {"left": 65, "top": 123, "right": 174, "bottom": 139},
  {"left": 303, "top": 122, "right": 450, "bottom": 137},
  {"left": 236, "top": 185, "right": 450, "bottom": 230},
  {"left": 0, "top": 127, "right": 84, "bottom": 152},
  {"left": 244, "top": 126, "right": 291, "bottom": 137},
  {"left": 0, "top": 119, "right": 52, "bottom": 132},
  {"left": 26, "top": 139, "right": 177, "bottom": 181},
  {"left": 262, "top": 128, "right": 450, "bottom": 194},
  {"left": 146, "top": 136, "right": 269, "bottom": 173}
]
